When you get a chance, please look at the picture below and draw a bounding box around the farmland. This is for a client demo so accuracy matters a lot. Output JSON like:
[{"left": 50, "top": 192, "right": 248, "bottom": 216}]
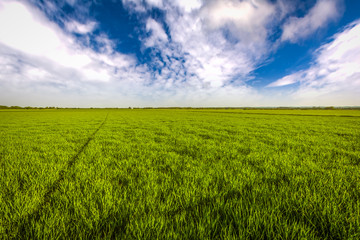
[{"left": 0, "top": 109, "right": 359, "bottom": 239}]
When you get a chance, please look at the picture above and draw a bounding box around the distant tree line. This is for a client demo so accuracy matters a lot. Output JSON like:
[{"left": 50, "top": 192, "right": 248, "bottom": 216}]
[
  {"left": 0, "top": 105, "right": 58, "bottom": 109},
  {"left": 1, "top": 105, "right": 359, "bottom": 110},
  {"left": 134, "top": 106, "right": 360, "bottom": 110}
]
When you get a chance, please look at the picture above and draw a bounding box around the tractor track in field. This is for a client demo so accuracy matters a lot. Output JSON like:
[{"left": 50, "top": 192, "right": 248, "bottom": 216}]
[{"left": 13, "top": 112, "right": 109, "bottom": 234}]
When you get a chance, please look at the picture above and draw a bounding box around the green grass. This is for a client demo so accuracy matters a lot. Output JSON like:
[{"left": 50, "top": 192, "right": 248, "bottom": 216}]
[{"left": 1, "top": 109, "right": 359, "bottom": 239}]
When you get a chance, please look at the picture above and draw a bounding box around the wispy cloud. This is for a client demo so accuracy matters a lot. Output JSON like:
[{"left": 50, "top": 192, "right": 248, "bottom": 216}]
[
  {"left": 267, "top": 71, "right": 305, "bottom": 87},
  {"left": 0, "top": 1, "right": 148, "bottom": 106},
  {"left": 281, "top": 0, "right": 342, "bottom": 43},
  {"left": 126, "top": 0, "right": 285, "bottom": 89},
  {"left": 144, "top": 18, "right": 168, "bottom": 47},
  {"left": 269, "top": 20, "right": 360, "bottom": 105},
  {"left": 65, "top": 20, "right": 97, "bottom": 34},
  {"left": 0, "top": 0, "right": 259, "bottom": 107}
]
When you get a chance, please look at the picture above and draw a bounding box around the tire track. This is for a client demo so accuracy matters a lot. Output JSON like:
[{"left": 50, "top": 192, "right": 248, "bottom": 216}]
[{"left": 13, "top": 113, "right": 109, "bottom": 235}]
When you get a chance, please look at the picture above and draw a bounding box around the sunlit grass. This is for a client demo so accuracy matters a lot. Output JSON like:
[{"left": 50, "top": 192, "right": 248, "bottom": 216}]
[{"left": 1, "top": 109, "right": 359, "bottom": 239}]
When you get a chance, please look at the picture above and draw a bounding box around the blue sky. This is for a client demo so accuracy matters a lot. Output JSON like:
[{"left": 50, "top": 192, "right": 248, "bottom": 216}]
[{"left": 0, "top": 0, "right": 359, "bottom": 107}]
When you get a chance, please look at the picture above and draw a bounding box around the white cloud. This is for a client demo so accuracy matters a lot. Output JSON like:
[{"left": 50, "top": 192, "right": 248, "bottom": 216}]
[
  {"left": 171, "top": 0, "right": 202, "bottom": 13},
  {"left": 0, "top": 0, "right": 149, "bottom": 106},
  {"left": 144, "top": 18, "right": 168, "bottom": 47},
  {"left": 121, "top": 0, "right": 146, "bottom": 12},
  {"left": 267, "top": 71, "right": 305, "bottom": 87},
  {"left": 127, "top": 0, "right": 282, "bottom": 89},
  {"left": 201, "top": 0, "right": 275, "bottom": 45},
  {"left": 281, "top": 0, "right": 341, "bottom": 43},
  {"left": 1, "top": 0, "right": 355, "bottom": 107},
  {"left": 1, "top": 0, "right": 259, "bottom": 107},
  {"left": 270, "top": 20, "right": 360, "bottom": 105},
  {"left": 119, "top": 0, "right": 301, "bottom": 104},
  {"left": 65, "top": 0, "right": 77, "bottom": 6},
  {"left": 145, "top": 0, "right": 164, "bottom": 8},
  {"left": 65, "top": 20, "right": 97, "bottom": 34},
  {"left": 0, "top": 1, "right": 62, "bottom": 58}
]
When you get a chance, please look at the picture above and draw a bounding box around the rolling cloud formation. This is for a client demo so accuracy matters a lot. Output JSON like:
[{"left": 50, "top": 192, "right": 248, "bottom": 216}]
[{"left": 0, "top": 0, "right": 358, "bottom": 107}]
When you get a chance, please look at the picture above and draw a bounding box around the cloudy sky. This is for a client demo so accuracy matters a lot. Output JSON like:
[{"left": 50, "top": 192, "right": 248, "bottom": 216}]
[{"left": 0, "top": 0, "right": 359, "bottom": 107}]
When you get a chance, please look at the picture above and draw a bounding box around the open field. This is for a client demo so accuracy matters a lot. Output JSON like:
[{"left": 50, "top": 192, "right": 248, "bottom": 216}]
[{"left": 0, "top": 109, "right": 359, "bottom": 239}]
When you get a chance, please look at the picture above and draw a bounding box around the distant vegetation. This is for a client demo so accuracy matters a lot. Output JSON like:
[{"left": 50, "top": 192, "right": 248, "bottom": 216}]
[
  {"left": 0, "top": 109, "right": 359, "bottom": 239},
  {"left": 0, "top": 105, "right": 57, "bottom": 109},
  {"left": 1, "top": 105, "right": 359, "bottom": 110}
]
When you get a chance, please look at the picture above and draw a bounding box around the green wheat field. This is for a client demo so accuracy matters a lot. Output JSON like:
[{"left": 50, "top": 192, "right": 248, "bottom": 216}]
[{"left": 1, "top": 109, "right": 359, "bottom": 239}]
